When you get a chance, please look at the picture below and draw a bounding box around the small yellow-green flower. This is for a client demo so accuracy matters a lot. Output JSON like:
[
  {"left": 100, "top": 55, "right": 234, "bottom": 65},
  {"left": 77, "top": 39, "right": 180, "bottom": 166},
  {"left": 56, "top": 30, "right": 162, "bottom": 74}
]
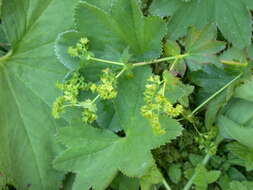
[
  {"left": 94, "top": 68, "right": 118, "bottom": 100},
  {"left": 67, "top": 37, "right": 92, "bottom": 60},
  {"left": 141, "top": 74, "right": 184, "bottom": 135},
  {"left": 68, "top": 46, "right": 79, "bottom": 57},
  {"left": 80, "top": 37, "right": 89, "bottom": 45},
  {"left": 52, "top": 96, "right": 65, "bottom": 119},
  {"left": 52, "top": 72, "right": 91, "bottom": 120},
  {"left": 82, "top": 108, "right": 97, "bottom": 124}
]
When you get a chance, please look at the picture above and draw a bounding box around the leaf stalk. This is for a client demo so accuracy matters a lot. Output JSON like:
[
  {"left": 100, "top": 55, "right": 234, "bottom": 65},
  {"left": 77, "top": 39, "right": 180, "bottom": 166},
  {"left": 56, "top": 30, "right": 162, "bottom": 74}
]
[
  {"left": 189, "top": 73, "right": 242, "bottom": 117},
  {"left": 89, "top": 54, "right": 189, "bottom": 68}
]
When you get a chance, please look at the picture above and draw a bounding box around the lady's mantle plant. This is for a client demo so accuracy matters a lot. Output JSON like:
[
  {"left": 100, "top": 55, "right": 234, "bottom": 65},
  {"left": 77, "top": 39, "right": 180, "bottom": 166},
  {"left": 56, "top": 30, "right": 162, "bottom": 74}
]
[{"left": 0, "top": 0, "right": 253, "bottom": 190}]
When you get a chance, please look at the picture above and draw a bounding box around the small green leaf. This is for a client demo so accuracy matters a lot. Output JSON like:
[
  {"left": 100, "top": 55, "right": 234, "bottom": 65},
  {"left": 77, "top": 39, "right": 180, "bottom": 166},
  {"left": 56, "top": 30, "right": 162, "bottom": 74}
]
[
  {"left": 185, "top": 24, "right": 225, "bottom": 71},
  {"left": 164, "top": 40, "right": 181, "bottom": 57},
  {"left": 140, "top": 165, "right": 163, "bottom": 190},
  {"left": 163, "top": 71, "right": 194, "bottom": 106},
  {"left": 193, "top": 164, "right": 220, "bottom": 189},
  {"left": 168, "top": 164, "right": 181, "bottom": 184},
  {"left": 110, "top": 174, "right": 139, "bottom": 190}
]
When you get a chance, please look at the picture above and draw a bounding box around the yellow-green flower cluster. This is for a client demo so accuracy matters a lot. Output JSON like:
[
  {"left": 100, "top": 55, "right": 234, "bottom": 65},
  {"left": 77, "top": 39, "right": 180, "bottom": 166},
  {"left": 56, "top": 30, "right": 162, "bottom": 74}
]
[
  {"left": 52, "top": 68, "right": 119, "bottom": 124},
  {"left": 68, "top": 37, "right": 93, "bottom": 60},
  {"left": 141, "top": 75, "right": 184, "bottom": 135},
  {"left": 52, "top": 73, "right": 89, "bottom": 119},
  {"left": 90, "top": 68, "right": 118, "bottom": 100}
]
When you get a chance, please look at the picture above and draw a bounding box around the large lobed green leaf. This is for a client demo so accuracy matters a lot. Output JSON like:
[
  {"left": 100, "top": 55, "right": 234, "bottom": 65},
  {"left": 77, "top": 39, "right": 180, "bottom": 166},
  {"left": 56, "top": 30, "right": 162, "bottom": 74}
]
[
  {"left": 0, "top": 0, "right": 78, "bottom": 189},
  {"left": 150, "top": 0, "right": 252, "bottom": 48},
  {"left": 75, "top": 0, "right": 166, "bottom": 62},
  {"left": 54, "top": 67, "right": 182, "bottom": 190}
]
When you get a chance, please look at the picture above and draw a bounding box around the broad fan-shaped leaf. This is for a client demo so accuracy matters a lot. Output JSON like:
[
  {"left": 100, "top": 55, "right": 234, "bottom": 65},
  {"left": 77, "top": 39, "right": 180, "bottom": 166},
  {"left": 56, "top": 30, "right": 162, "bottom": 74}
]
[
  {"left": 150, "top": 0, "right": 252, "bottom": 48},
  {"left": 75, "top": 0, "right": 166, "bottom": 62},
  {"left": 0, "top": 0, "right": 78, "bottom": 189},
  {"left": 185, "top": 24, "right": 225, "bottom": 71},
  {"left": 54, "top": 67, "right": 182, "bottom": 190}
]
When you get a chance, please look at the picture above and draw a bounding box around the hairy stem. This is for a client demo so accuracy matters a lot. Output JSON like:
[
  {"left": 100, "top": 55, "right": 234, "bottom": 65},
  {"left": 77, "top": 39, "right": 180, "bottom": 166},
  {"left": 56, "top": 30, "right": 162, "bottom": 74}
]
[
  {"left": 132, "top": 54, "right": 188, "bottom": 67},
  {"left": 90, "top": 57, "right": 125, "bottom": 66},
  {"left": 89, "top": 54, "right": 189, "bottom": 68}
]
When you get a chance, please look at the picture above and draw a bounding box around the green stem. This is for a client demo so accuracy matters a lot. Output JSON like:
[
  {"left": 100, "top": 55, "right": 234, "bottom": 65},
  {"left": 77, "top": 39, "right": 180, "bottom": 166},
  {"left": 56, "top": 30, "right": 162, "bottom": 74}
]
[
  {"left": 133, "top": 54, "right": 188, "bottom": 67},
  {"left": 91, "top": 95, "right": 100, "bottom": 104},
  {"left": 62, "top": 103, "right": 82, "bottom": 109},
  {"left": 116, "top": 68, "right": 127, "bottom": 78},
  {"left": 90, "top": 57, "right": 125, "bottom": 66},
  {"left": 189, "top": 73, "right": 242, "bottom": 117},
  {"left": 220, "top": 60, "right": 248, "bottom": 67},
  {"left": 163, "top": 179, "right": 172, "bottom": 190},
  {"left": 89, "top": 54, "right": 189, "bottom": 68},
  {"left": 169, "top": 58, "right": 178, "bottom": 71}
]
